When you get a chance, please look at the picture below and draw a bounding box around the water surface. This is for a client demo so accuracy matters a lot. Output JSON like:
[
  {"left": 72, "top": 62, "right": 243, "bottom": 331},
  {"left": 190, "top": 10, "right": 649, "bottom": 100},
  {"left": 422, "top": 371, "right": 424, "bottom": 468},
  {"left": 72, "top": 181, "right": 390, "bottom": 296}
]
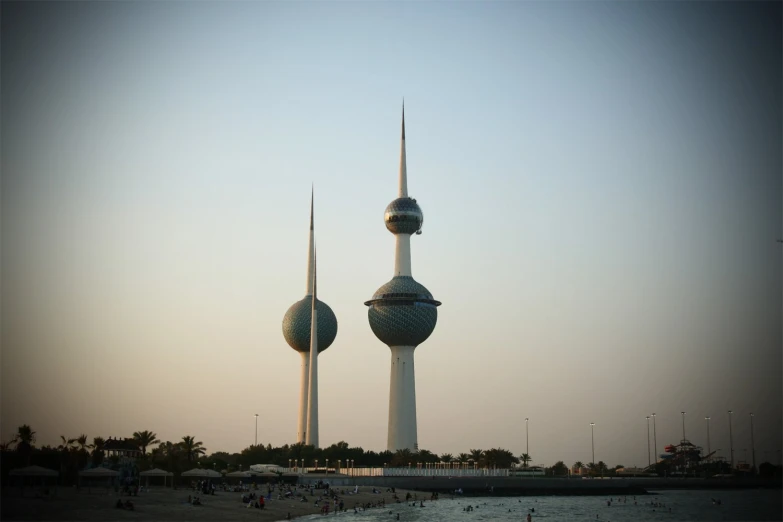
[{"left": 299, "top": 489, "right": 782, "bottom": 521}]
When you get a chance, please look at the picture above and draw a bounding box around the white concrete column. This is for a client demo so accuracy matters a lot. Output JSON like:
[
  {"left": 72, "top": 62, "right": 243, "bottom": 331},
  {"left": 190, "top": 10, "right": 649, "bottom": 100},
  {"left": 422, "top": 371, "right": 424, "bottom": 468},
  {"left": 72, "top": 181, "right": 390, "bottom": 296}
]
[
  {"left": 394, "top": 234, "right": 412, "bottom": 277},
  {"left": 297, "top": 352, "right": 310, "bottom": 443},
  {"left": 306, "top": 305, "right": 319, "bottom": 448},
  {"left": 387, "top": 345, "right": 417, "bottom": 451}
]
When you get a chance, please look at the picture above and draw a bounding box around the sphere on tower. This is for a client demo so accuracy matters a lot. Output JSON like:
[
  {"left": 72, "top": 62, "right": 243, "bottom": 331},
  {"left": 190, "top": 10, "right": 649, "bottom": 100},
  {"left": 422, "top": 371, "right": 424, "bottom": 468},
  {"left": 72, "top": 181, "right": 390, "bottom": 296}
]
[
  {"left": 365, "top": 276, "right": 440, "bottom": 347},
  {"left": 282, "top": 297, "right": 338, "bottom": 353},
  {"left": 384, "top": 197, "right": 423, "bottom": 235}
]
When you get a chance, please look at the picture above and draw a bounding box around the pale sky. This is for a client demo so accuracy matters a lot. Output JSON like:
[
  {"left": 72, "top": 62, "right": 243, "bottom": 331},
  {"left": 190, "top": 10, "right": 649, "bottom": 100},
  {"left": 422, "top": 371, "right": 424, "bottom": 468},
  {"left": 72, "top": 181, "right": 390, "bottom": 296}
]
[{"left": 2, "top": 1, "right": 781, "bottom": 469}]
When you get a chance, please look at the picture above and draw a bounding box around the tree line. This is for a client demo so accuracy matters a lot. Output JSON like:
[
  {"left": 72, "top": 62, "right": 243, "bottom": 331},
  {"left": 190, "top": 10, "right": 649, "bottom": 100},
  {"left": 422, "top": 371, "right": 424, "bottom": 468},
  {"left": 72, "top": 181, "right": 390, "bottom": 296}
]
[{"left": 4, "top": 424, "right": 779, "bottom": 485}]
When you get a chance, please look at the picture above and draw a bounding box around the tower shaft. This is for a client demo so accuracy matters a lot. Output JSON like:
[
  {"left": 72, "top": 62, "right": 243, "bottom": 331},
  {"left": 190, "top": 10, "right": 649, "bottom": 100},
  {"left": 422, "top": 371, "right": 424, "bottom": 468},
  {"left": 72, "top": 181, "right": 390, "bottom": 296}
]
[
  {"left": 394, "top": 235, "right": 412, "bottom": 277},
  {"left": 306, "top": 189, "right": 314, "bottom": 295},
  {"left": 297, "top": 352, "right": 310, "bottom": 443},
  {"left": 305, "top": 248, "right": 319, "bottom": 448},
  {"left": 388, "top": 345, "right": 418, "bottom": 451}
]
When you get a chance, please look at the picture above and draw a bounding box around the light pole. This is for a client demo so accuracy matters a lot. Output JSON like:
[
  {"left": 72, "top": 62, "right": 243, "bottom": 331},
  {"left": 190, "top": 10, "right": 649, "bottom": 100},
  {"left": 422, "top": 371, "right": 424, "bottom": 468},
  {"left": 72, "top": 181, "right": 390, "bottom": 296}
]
[
  {"left": 728, "top": 410, "right": 734, "bottom": 470},
  {"left": 652, "top": 413, "right": 657, "bottom": 465},
  {"left": 525, "top": 417, "right": 529, "bottom": 466},
  {"left": 254, "top": 413, "right": 259, "bottom": 446},
  {"left": 705, "top": 416, "right": 711, "bottom": 456},
  {"left": 750, "top": 413, "right": 756, "bottom": 474},
  {"left": 646, "top": 416, "right": 651, "bottom": 468},
  {"left": 590, "top": 422, "right": 596, "bottom": 469},
  {"left": 681, "top": 411, "right": 686, "bottom": 441}
]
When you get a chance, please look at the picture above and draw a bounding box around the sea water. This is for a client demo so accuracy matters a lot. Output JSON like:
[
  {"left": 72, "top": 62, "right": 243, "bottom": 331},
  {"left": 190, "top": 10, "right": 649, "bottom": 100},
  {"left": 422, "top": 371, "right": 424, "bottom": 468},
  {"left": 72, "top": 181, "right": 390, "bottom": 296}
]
[{"left": 298, "top": 489, "right": 783, "bottom": 521}]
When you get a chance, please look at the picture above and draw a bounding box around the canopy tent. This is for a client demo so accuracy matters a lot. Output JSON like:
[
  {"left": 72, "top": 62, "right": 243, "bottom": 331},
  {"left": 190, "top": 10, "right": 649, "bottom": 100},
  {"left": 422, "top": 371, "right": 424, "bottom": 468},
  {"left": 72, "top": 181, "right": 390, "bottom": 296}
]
[
  {"left": 9, "top": 466, "right": 59, "bottom": 497},
  {"left": 250, "top": 471, "right": 279, "bottom": 483},
  {"left": 225, "top": 471, "right": 252, "bottom": 478},
  {"left": 9, "top": 466, "right": 59, "bottom": 477},
  {"left": 181, "top": 468, "right": 221, "bottom": 478},
  {"left": 79, "top": 467, "right": 120, "bottom": 477},
  {"left": 78, "top": 467, "right": 119, "bottom": 493},
  {"left": 140, "top": 468, "right": 174, "bottom": 488}
]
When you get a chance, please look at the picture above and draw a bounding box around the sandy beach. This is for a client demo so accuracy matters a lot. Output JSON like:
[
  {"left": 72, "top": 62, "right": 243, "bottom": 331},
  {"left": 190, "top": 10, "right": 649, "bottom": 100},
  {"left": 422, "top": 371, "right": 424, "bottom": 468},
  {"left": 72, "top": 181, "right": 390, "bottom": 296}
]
[{"left": 0, "top": 481, "right": 425, "bottom": 521}]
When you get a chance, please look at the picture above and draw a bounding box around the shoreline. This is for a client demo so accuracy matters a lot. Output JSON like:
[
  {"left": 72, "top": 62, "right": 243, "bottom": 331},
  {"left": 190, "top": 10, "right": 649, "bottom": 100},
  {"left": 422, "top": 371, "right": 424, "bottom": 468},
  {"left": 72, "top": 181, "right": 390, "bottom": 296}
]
[
  {"left": 317, "top": 475, "right": 782, "bottom": 497},
  {"left": 2, "top": 476, "right": 779, "bottom": 521}
]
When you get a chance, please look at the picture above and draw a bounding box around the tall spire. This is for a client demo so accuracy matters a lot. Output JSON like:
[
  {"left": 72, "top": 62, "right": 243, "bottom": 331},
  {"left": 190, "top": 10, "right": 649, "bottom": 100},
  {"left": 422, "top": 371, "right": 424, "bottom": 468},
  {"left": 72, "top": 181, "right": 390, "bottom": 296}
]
[
  {"left": 306, "top": 241, "right": 319, "bottom": 447},
  {"left": 401, "top": 99, "right": 405, "bottom": 140},
  {"left": 306, "top": 187, "right": 315, "bottom": 295},
  {"left": 398, "top": 101, "right": 408, "bottom": 198}
]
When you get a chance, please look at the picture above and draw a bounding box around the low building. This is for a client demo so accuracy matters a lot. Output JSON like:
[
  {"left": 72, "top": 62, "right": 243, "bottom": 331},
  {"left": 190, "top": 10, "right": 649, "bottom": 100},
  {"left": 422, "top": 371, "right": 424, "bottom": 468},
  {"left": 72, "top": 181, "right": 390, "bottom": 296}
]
[
  {"left": 250, "top": 464, "right": 284, "bottom": 473},
  {"left": 103, "top": 437, "right": 142, "bottom": 460}
]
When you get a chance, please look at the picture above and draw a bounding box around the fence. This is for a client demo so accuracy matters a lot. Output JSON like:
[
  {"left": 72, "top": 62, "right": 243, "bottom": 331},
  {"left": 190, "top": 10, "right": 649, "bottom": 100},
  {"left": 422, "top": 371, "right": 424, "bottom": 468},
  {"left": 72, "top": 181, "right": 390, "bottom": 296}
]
[{"left": 285, "top": 466, "right": 512, "bottom": 478}]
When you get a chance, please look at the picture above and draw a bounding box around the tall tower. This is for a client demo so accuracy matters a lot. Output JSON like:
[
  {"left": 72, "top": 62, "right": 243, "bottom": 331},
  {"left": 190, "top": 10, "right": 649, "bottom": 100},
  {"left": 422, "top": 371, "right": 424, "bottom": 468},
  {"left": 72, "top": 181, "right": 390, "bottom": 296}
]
[
  {"left": 282, "top": 190, "right": 338, "bottom": 446},
  {"left": 365, "top": 104, "right": 441, "bottom": 452}
]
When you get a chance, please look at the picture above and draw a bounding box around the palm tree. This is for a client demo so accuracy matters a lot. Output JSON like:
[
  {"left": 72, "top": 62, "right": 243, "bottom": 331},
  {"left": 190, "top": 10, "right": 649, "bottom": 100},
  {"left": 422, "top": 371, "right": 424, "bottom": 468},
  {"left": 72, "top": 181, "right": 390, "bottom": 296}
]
[
  {"left": 440, "top": 453, "right": 454, "bottom": 463},
  {"left": 469, "top": 449, "right": 484, "bottom": 467},
  {"left": 457, "top": 453, "right": 470, "bottom": 463},
  {"left": 181, "top": 436, "right": 206, "bottom": 462},
  {"left": 13, "top": 425, "right": 36, "bottom": 463},
  {"left": 390, "top": 448, "right": 413, "bottom": 467},
  {"left": 76, "top": 434, "right": 94, "bottom": 453},
  {"left": 57, "top": 436, "right": 76, "bottom": 481},
  {"left": 58, "top": 435, "right": 76, "bottom": 452},
  {"left": 573, "top": 460, "right": 584, "bottom": 473},
  {"left": 133, "top": 431, "right": 160, "bottom": 454},
  {"left": 91, "top": 437, "right": 106, "bottom": 466},
  {"left": 417, "top": 449, "right": 436, "bottom": 463},
  {"left": 519, "top": 453, "right": 532, "bottom": 468},
  {"left": 0, "top": 440, "right": 14, "bottom": 451}
]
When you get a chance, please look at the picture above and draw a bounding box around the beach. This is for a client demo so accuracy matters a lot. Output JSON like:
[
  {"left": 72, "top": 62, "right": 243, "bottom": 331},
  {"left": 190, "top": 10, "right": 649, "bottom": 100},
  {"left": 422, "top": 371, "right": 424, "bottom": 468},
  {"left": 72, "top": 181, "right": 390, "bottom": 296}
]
[{"left": 0, "top": 482, "right": 422, "bottom": 521}]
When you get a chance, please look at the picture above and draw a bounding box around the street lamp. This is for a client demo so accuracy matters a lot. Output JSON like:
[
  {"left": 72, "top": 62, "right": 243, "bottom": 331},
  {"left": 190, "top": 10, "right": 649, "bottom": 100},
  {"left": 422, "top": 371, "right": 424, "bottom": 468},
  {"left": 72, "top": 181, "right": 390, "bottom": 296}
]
[
  {"left": 590, "top": 423, "right": 596, "bottom": 469},
  {"left": 705, "top": 417, "right": 711, "bottom": 456},
  {"left": 750, "top": 413, "right": 756, "bottom": 473},
  {"left": 254, "top": 413, "right": 259, "bottom": 446},
  {"left": 728, "top": 410, "right": 734, "bottom": 470},
  {"left": 681, "top": 412, "right": 686, "bottom": 441},
  {"left": 651, "top": 413, "right": 657, "bottom": 465},
  {"left": 525, "top": 417, "right": 529, "bottom": 466},
  {"left": 646, "top": 416, "right": 651, "bottom": 468}
]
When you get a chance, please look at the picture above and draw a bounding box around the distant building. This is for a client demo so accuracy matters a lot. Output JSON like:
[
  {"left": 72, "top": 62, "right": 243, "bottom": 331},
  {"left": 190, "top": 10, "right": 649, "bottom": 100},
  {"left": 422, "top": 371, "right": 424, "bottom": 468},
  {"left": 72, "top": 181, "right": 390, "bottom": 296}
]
[
  {"left": 571, "top": 464, "right": 590, "bottom": 475},
  {"left": 250, "top": 464, "right": 284, "bottom": 473},
  {"left": 615, "top": 467, "right": 651, "bottom": 476},
  {"left": 103, "top": 437, "right": 141, "bottom": 460}
]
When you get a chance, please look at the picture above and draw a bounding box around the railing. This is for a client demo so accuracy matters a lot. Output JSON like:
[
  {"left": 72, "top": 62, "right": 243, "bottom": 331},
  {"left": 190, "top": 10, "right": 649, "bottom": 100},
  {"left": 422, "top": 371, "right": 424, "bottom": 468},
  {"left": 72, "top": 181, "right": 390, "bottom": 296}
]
[{"left": 284, "top": 466, "right": 512, "bottom": 477}]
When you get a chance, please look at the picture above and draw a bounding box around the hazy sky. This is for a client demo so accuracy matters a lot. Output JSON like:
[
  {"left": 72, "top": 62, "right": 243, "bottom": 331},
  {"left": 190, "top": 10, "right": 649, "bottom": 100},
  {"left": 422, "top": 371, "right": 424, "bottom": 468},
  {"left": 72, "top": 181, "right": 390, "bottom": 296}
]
[{"left": 2, "top": 1, "right": 781, "bottom": 469}]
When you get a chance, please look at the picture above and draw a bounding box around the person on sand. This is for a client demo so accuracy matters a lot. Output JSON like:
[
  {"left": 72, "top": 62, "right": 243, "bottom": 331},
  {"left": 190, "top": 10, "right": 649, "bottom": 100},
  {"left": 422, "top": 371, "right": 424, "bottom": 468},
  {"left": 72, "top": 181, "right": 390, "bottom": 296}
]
[{"left": 259, "top": 496, "right": 265, "bottom": 510}]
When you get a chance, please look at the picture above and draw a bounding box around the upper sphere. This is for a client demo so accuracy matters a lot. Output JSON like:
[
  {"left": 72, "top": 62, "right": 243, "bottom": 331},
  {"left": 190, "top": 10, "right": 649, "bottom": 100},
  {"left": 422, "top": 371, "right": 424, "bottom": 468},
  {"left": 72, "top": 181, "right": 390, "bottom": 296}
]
[
  {"left": 282, "top": 297, "right": 338, "bottom": 353},
  {"left": 385, "top": 197, "right": 423, "bottom": 235}
]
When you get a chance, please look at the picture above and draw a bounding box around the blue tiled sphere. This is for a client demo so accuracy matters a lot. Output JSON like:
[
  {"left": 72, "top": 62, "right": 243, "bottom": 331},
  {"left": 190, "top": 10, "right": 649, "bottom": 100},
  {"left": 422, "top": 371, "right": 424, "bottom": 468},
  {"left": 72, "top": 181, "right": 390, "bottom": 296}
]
[
  {"left": 384, "top": 197, "right": 423, "bottom": 235},
  {"left": 365, "top": 276, "right": 440, "bottom": 347},
  {"left": 282, "top": 297, "right": 338, "bottom": 353}
]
